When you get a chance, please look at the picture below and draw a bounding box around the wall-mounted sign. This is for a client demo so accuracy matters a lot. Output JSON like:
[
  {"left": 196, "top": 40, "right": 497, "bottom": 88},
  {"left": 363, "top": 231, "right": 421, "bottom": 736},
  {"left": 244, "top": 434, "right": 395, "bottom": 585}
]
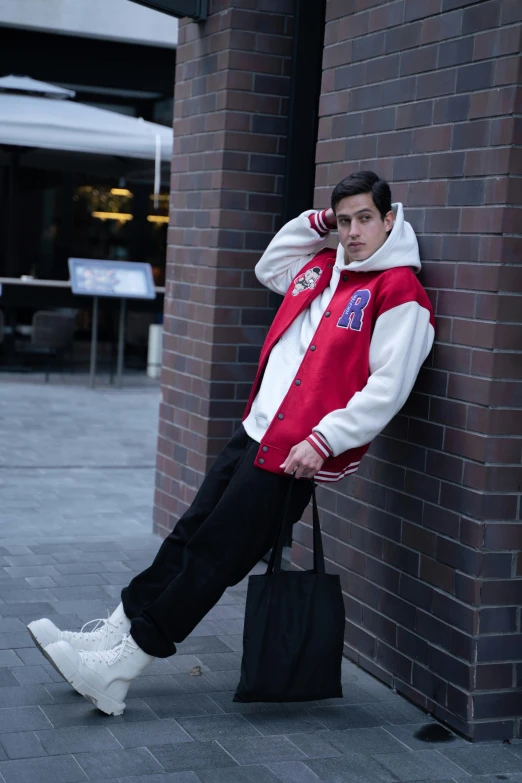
[
  {"left": 128, "top": 0, "right": 207, "bottom": 21},
  {"left": 68, "top": 259, "right": 156, "bottom": 299}
]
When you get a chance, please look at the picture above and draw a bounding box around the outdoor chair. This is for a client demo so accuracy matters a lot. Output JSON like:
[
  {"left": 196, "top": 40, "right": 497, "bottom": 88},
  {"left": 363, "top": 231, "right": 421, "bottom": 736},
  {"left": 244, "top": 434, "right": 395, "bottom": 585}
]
[{"left": 17, "top": 310, "right": 77, "bottom": 382}]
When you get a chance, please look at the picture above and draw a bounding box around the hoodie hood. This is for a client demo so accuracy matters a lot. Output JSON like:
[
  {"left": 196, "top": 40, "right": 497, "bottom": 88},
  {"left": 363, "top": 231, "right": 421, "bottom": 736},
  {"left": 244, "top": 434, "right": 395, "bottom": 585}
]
[{"left": 335, "top": 203, "right": 421, "bottom": 274}]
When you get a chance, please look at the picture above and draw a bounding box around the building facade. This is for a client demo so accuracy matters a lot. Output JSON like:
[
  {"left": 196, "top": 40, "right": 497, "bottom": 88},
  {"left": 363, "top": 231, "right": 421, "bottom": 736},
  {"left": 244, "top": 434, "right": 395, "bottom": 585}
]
[{"left": 156, "top": 0, "right": 522, "bottom": 741}]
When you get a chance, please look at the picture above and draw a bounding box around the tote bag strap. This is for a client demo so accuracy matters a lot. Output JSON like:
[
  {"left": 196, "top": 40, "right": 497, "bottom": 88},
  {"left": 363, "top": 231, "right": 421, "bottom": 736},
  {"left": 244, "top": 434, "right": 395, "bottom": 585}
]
[
  {"left": 311, "top": 483, "right": 325, "bottom": 575},
  {"left": 267, "top": 478, "right": 325, "bottom": 575}
]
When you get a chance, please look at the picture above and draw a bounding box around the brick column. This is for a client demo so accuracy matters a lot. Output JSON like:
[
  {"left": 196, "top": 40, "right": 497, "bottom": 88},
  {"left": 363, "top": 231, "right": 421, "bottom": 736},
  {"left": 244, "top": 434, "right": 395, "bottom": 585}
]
[
  {"left": 154, "top": 1, "right": 294, "bottom": 530},
  {"left": 292, "top": 0, "right": 522, "bottom": 741}
]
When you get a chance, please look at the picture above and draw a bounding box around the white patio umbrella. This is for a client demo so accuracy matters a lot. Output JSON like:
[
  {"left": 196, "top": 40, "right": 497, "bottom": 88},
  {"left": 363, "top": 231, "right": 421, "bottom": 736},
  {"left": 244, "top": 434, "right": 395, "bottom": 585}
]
[
  {"left": 0, "top": 75, "right": 173, "bottom": 274},
  {"left": 0, "top": 75, "right": 173, "bottom": 189}
]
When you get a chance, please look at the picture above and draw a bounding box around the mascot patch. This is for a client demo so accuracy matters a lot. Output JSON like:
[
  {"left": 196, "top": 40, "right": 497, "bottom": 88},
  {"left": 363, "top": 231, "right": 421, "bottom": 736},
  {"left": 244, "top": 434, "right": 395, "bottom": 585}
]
[{"left": 292, "top": 267, "right": 322, "bottom": 297}]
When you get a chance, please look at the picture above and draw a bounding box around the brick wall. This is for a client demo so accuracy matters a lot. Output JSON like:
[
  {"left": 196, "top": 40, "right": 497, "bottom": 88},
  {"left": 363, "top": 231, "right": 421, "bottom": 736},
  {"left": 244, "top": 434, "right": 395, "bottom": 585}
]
[
  {"left": 154, "top": 0, "right": 295, "bottom": 533},
  {"left": 291, "top": 0, "right": 522, "bottom": 741}
]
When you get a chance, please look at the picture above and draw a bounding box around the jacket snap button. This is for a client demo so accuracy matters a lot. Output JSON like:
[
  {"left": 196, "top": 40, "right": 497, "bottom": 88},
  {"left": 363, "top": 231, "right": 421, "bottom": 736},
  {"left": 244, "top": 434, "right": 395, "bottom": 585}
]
[
  {"left": 342, "top": 275, "right": 348, "bottom": 282},
  {"left": 258, "top": 458, "right": 265, "bottom": 465},
  {"left": 262, "top": 446, "right": 268, "bottom": 452},
  {"left": 310, "top": 345, "right": 316, "bottom": 351},
  {"left": 278, "top": 413, "right": 284, "bottom": 419},
  {"left": 325, "top": 311, "right": 331, "bottom": 318},
  {"left": 295, "top": 379, "right": 301, "bottom": 386},
  {"left": 328, "top": 264, "right": 333, "bottom": 268}
]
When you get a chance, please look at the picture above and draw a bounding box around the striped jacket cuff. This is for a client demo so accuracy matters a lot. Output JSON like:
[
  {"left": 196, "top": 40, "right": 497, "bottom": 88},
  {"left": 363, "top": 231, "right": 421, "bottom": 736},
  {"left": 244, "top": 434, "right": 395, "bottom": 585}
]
[
  {"left": 308, "top": 209, "right": 336, "bottom": 236},
  {"left": 306, "top": 432, "right": 333, "bottom": 459}
]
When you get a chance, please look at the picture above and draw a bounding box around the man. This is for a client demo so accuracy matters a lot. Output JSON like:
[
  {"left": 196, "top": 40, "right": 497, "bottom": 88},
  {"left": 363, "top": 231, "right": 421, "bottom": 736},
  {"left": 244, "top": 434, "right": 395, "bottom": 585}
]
[{"left": 28, "top": 171, "right": 435, "bottom": 716}]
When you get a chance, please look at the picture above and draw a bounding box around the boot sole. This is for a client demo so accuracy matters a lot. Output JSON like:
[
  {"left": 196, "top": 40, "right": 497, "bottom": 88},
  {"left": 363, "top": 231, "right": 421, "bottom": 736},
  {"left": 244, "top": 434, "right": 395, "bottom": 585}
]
[
  {"left": 26, "top": 626, "right": 66, "bottom": 681},
  {"left": 45, "top": 647, "right": 125, "bottom": 716}
]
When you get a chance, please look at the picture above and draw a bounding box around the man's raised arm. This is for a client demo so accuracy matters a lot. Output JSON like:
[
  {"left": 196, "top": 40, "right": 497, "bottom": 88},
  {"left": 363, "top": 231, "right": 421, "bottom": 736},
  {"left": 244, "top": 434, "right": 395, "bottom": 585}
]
[{"left": 255, "top": 209, "right": 337, "bottom": 296}]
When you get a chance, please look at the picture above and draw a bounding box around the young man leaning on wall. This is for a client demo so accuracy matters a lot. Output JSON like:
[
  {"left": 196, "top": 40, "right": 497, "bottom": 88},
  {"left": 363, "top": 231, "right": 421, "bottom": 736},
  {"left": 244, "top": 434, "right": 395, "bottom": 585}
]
[{"left": 28, "top": 171, "right": 435, "bottom": 716}]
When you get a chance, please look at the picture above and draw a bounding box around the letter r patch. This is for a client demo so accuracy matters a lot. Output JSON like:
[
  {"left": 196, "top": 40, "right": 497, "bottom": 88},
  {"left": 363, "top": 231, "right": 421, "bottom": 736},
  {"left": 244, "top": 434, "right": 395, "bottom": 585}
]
[{"left": 337, "top": 289, "right": 371, "bottom": 331}]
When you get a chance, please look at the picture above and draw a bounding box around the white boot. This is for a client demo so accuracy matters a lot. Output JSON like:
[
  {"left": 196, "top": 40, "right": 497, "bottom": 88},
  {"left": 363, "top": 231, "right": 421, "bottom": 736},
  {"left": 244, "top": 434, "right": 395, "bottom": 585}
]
[
  {"left": 44, "top": 633, "right": 154, "bottom": 715},
  {"left": 27, "top": 603, "right": 131, "bottom": 655}
]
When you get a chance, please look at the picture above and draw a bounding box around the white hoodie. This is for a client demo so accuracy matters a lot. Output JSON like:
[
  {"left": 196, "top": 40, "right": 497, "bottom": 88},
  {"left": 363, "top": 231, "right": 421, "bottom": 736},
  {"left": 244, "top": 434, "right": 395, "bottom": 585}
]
[{"left": 242, "top": 205, "right": 435, "bottom": 456}]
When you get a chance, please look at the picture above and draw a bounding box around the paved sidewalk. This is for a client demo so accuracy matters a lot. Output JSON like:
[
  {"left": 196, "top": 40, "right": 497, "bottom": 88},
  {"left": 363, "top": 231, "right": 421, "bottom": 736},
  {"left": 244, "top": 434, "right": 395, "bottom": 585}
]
[{"left": 0, "top": 378, "right": 521, "bottom": 782}]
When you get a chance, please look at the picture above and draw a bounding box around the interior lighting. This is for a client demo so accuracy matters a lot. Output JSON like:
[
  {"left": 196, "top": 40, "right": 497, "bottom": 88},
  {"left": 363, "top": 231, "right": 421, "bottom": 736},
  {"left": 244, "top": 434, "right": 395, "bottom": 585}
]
[
  {"left": 147, "top": 215, "right": 169, "bottom": 223},
  {"left": 110, "top": 188, "right": 133, "bottom": 197},
  {"left": 92, "top": 212, "right": 134, "bottom": 221}
]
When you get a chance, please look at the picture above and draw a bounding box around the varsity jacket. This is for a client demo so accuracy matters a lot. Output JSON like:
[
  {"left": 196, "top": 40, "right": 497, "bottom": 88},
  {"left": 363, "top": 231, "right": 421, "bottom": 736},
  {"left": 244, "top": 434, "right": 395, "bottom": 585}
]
[{"left": 242, "top": 204, "right": 435, "bottom": 484}]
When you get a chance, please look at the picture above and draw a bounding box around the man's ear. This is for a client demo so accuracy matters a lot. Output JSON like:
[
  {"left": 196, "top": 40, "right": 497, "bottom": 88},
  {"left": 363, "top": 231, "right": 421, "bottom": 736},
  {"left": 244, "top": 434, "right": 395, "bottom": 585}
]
[{"left": 384, "top": 210, "right": 394, "bottom": 234}]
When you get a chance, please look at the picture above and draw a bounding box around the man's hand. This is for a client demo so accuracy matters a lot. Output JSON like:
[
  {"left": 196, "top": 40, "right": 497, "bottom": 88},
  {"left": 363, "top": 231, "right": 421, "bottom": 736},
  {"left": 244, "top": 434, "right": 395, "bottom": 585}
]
[
  {"left": 324, "top": 207, "right": 337, "bottom": 228},
  {"left": 280, "top": 441, "right": 324, "bottom": 480}
]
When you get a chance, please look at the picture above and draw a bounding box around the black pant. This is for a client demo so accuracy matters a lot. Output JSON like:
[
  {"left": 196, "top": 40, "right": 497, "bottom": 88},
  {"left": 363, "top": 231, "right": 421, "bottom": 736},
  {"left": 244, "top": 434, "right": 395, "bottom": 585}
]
[{"left": 121, "top": 426, "right": 313, "bottom": 658}]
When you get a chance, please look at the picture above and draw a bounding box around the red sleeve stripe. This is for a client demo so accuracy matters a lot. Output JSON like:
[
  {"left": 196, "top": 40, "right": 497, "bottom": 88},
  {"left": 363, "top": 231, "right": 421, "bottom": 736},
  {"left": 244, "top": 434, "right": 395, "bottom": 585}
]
[
  {"left": 308, "top": 210, "right": 331, "bottom": 237},
  {"left": 306, "top": 433, "right": 332, "bottom": 459}
]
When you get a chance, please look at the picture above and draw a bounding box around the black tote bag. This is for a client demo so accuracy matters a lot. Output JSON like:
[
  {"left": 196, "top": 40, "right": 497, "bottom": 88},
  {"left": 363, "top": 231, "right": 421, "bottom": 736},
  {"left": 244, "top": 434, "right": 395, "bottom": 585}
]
[{"left": 234, "top": 479, "right": 345, "bottom": 703}]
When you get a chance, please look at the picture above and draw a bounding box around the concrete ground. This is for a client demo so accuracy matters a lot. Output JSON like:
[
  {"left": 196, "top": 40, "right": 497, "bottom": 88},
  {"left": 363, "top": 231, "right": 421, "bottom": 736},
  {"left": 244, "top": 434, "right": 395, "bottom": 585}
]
[{"left": 0, "top": 375, "right": 521, "bottom": 783}]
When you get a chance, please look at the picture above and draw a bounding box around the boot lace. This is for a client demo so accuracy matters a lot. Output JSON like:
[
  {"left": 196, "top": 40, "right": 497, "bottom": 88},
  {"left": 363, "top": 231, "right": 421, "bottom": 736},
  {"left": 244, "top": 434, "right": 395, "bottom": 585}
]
[
  {"left": 79, "top": 634, "right": 136, "bottom": 666},
  {"left": 69, "top": 611, "right": 123, "bottom": 651}
]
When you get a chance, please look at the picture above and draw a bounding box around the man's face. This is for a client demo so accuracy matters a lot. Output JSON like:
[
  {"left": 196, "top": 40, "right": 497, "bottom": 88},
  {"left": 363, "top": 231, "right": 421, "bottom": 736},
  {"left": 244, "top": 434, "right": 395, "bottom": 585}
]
[{"left": 335, "top": 193, "right": 394, "bottom": 264}]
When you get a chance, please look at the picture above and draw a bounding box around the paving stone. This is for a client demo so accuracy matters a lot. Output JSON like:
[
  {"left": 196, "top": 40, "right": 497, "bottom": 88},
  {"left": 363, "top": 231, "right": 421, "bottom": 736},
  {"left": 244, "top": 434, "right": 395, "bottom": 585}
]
[
  {"left": 176, "top": 637, "right": 234, "bottom": 656},
  {"left": 454, "top": 776, "right": 522, "bottom": 783},
  {"left": 11, "top": 648, "right": 45, "bottom": 666},
  {"left": 98, "top": 561, "right": 132, "bottom": 572},
  {"left": 53, "top": 563, "right": 114, "bottom": 575},
  {"left": 40, "top": 702, "right": 124, "bottom": 729},
  {"left": 176, "top": 714, "right": 261, "bottom": 742},
  {"left": 41, "top": 683, "right": 88, "bottom": 704},
  {"left": 0, "top": 668, "right": 20, "bottom": 686},
  {"left": 36, "top": 725, "right": 122, "bottom": 755},
  {"left": 216, "top": 634, "right": 244, "bottom": 652},
  {"left": 142, "top": 694, "right": 224, "bottom": 719},
  {"left": 268, "top": 761, "right": 322, "bottom": 782},
  {"left": 0, "top": 618, "right": 25, "bottom": 633},
  {"left": 141, "top": 658, "right": 179, "bottom": 676},
  {"left": 198, "top": 765, "right": 282, "bottom": 782},
  {"left": 195, "top": 653, "right": 242, "bottom": 671},
  {"left": 307, "top": 705, "right": 384, "bottom": 731},
  {"left": 368, "top": 699, "right": 428, "bottom": 725},
  {"left": 206, "top": 692, "right": 287, "bottom": 715},
  {"left": 107, "top": 718, "right": 192, "bottom": 747},
  {"left": 442, "top": 745, "right": 522, "bottom": 776},
  {"left": 0, "top": 754, "right": 88, "bottom": 782},
  {"left": 0, "top": 649, "right": 24, "bottom": 667},
  {"left": 3, "top": 556, "right": 58, "bottom": 567},
  {"left": 0, "top": 707, "right": 52, "bottom": 734},
  {"left": 0, "top": 732, "right": 47, "bottom": 759},
  {"left": 3, "top": 567, "right": 60, "bottom": 578},
  {"left": 24, "top": 577, "right": 59, "bottom": 588},
  {"left": 49, "top": 586, "right": 109, "bottom": 601},
  {"left": 375, "top": 749, "right": 469, "bottom": 780},
  {"left": 0, "top": 632, "right": 36, "bottom": 650},
  {"left": 119, "top": 774, "right": 202, "bottom": 783},
  {"left": 116, "top": 698, "right": 163, "bottom": 723},
  {"left": 0, "top": 685, "right": 54, "bottom": 707},
  {"left": 149, "top": 740, "right": 239, "bottom": 772},
  {"left": 306, "top": 753, "right": 397, "bottom": 782},
  {"left": 128, "top": 675, "right": 189, "bottom": 699},
  {"left": 219, "top": 736, "right": 307, "bottom": 765},
  {"left": 243, "top": 711, "right": 327, "bottom": 736},
  {"left": 384, "top": 723, "right": 467, "bottom": 750},
  {"left": 173, "top": 655, "right": 211, "bottom": 674},
  {"left": 322, "top": 727, "right": 409, "bottom": 755},
  {"left": 283, "top": 732, "right": 342, "bottom": 759},
  {"left": 74, "top": 747, "right": 163, "bottom": 779},
  {"left": 51, "top": 574, "right": 108, "bottom": 587},
  {"left": 11, "top": 665, "right": 57, "bottom": 686}
]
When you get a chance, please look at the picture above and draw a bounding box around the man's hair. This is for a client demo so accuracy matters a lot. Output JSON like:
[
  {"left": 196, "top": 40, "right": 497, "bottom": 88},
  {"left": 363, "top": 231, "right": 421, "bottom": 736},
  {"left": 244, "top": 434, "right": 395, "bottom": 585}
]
[{"left": 331, "top": 171, "right": 392, "bottom": 219}]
